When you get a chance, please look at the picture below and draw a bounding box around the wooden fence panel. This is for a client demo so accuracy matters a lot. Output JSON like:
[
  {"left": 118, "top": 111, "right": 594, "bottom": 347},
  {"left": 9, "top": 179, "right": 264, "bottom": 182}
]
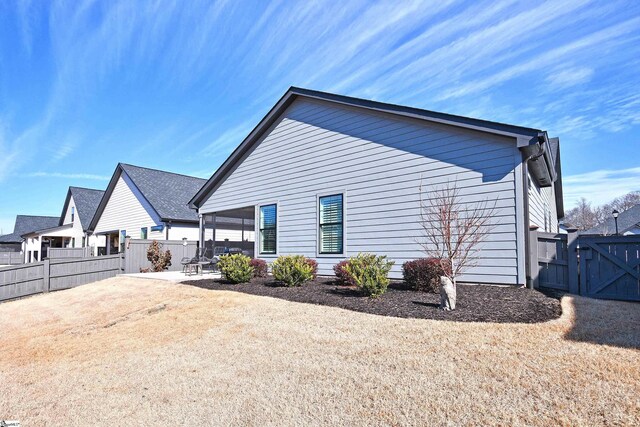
[
  {"left": 0, "top": 255, "right": 123, "bottom": 302},
  {"left": 533, "top": 231, "right": 569, "bottom": 291},
  {"left": 49, "top": 254, "right": 123, "bottom": 291},
  {"left": 0, "top": 251, "right": 24, "bottom": 266},
  {"left": 0, "top": 262, "right": 46, "bottom": 301},
  {"left": 48, "top": 247, "right": 89, "bottom": 259},
  {"left": 123, "top": 239, "right": 198, "bottom": 274}
]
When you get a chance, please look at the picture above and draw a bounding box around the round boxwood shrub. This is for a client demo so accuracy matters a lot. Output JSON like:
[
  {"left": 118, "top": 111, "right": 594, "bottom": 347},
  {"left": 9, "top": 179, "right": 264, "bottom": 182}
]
[
  {"left": 218, "top": 254, "right": 254, "bottom": 284},
  {"left": 272, "top": 255, "right": 314, "bottom": 287},
  {"left": 402, "top": 258, "right": 449, "bottom": 293},
  {"left": 249, "top": 258, "right": 268, "bottom": 278},
  {"left": 333, "top": 260, "right": 357, "bottom": 286},
  {"left": 343, "top": 253, "right": 395, "bottom": 298}
]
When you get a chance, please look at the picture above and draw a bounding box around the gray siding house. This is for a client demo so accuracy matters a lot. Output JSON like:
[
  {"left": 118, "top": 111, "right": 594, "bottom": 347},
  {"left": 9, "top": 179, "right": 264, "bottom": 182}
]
[{"left": 189, "top": 88, "right": 563, "bottom": 286}]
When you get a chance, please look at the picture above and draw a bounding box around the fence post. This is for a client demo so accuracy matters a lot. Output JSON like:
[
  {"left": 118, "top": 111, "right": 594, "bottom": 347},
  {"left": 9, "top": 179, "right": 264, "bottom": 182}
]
[
  {"left": 567, "top": 231, "right": 579, "bottom": 294},
  {"left": 43, "top": 259, "right": 51, "bottom": 292},
  {"left": 528, "top": 228, "right": 539, "bottom": 288}
]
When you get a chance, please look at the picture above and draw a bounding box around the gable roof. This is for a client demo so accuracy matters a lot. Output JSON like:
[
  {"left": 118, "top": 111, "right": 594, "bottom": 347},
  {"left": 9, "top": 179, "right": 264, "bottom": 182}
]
[
  {"left": 189, "top": 86, "right": 552, "bottom": 209},
  {"left": 583, "top": 203, "right": 640, "bottom": 235},
  {"left": 59, "top": 187, "right": 105, "bottom": 231},
  {"left": 0, "top": 215, "right": 60, "bottom": 243},
  {"left": 88, "top": 163, "right": 206, "bottom": 231}
]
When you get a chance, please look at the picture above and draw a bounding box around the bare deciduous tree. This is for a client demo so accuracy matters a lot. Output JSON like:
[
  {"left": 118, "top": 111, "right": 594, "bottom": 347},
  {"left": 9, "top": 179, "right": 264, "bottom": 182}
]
[
  {"left": 564, "top": 191, "right": 640, "bottom": 231},
  {"left": 418, "top": 179, "right": 497, "bottom": 290}
]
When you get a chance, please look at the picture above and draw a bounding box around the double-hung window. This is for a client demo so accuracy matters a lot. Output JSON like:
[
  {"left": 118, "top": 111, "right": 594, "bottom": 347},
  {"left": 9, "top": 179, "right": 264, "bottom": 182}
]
[
  {"left": 259, "top": 204, "right": 277, "bottom": 254},
  {"left": 319, "top": 194, "right": 344, "bottom": 254}
]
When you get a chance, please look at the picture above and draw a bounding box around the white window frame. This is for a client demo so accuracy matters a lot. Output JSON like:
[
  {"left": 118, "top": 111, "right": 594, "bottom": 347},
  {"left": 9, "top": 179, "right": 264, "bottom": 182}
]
[
  {"left": 256, "top": 202, "right": 279, "bottom": 257},
  {"left": 316, "top": 190, "right": 347, "bottom": 258}
]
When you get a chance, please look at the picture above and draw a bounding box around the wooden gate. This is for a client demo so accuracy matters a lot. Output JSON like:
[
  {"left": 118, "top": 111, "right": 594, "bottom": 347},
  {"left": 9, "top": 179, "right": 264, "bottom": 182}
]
[
  {"left": 578, "top": 235, "right": 640, "bottom": 302},
  {"left": 534, "top": 232, "right": 570, "bottom": 291}
]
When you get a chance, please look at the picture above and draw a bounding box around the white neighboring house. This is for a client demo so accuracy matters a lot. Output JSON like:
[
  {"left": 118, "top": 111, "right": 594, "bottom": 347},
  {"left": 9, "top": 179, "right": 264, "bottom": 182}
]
[
  {"left": 189, "top": 87, "right": 564, "bottom": 286},
  {"left": 88, "top": 163, "right": 254, "bottom": 256},
  {"left": 22, "top": 187, "right": 106, "bottom": 262},
  {"left": 0, "top": 215, "right": 59, "bottom": 263}
]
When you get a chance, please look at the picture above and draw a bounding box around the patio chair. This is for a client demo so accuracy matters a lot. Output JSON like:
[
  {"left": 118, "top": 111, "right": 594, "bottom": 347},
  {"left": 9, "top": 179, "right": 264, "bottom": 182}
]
[{"left": 180, "top": 257, "right": 192, "bottom": 273}]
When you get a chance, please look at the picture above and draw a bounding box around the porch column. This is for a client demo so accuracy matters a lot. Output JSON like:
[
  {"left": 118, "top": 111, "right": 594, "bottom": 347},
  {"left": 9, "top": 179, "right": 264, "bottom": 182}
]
[
  {"left": 106, "top": 235, "right": 111, "bottom": 255},
  {"left": 37, "top": 236, "right": 42, "bottom": 261},
  {"left": 198, "top": 214, "right": 205, "bottom": 251},
  {"left": 212, "top": 213, "right": 217, "bottom": 252}
]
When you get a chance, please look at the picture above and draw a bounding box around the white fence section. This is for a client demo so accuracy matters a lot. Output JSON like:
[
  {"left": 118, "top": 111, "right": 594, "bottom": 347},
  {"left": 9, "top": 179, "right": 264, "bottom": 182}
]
[
  {"left": 48, "top": 247, "right": 90, "bottom": 259},
  {"left": 0, "top": 251, "right": 23, "bottom": 266},
  {"left": 123, "top": 239, "right": 198, "bottom": 274}
]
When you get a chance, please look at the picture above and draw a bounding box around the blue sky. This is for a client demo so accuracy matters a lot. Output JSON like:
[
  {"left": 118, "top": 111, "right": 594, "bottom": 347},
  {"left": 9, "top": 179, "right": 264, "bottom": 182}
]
[{"left": 1, "top": 0, "right": 639, "bottom": 234}]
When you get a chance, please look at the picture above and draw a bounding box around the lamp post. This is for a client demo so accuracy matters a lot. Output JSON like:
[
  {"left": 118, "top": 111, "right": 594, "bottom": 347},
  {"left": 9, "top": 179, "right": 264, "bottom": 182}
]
[{"left": 612, "top": 209, "right": 619, "bottom": 235}]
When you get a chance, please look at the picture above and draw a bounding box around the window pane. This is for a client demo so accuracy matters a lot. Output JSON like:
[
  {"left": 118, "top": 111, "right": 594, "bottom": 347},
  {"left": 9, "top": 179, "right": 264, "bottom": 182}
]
[
  {"left": 320, "top": 194, "right": 342, "bottom": 225},
  {"left": 260, "top": 204, "right": 277, "bottom": 254},
  {"left": 319, "top": 194, "right": 343, "bottom": 254}
]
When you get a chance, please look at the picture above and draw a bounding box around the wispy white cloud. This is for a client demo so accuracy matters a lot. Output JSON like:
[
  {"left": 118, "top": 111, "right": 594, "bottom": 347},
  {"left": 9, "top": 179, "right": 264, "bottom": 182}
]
[
  {"left": 564, "top": 167, "right": 640, "bottom": 208},
  {"left": 200, "top": 118, "right": 258, "bottom": 157},
  {"left": 545, "top": 67, "right": 594, "bottom": 89},
  {"left": 51, "top": 140, "right": 77, "bottom": 161},
  {"left": 24, "top": 172, "right": 110, "bottom": 180}
]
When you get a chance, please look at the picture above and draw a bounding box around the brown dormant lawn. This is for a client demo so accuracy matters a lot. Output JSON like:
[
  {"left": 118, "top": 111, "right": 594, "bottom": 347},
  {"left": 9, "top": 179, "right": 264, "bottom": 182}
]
[{"left": 1, "top": 277, "right": 638, "bottom": 426}]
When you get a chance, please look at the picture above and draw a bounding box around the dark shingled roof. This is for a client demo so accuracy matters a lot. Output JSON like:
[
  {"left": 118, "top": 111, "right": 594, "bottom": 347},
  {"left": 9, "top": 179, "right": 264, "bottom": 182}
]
[
  {"left": 0, "top": 215, "right": 60, "bottom": 243},
  {"left": 583, "top": 204, "right": 640, "bottom": 235},
  {"left": 120, "top": 164, "right": 206, "bottom": 222},
  {"left": 61, "top": 187, "right": 105, "bottom": 230}
]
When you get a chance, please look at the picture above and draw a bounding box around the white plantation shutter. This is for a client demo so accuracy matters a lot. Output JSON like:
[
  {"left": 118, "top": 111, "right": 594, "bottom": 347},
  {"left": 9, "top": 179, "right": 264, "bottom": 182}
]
[{"left": 319, "top": 194, "right": 343, "bottom": 254}]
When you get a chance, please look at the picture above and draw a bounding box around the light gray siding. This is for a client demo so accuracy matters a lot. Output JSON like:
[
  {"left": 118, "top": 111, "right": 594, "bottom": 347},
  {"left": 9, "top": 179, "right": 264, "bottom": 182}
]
[
  {"left": 201, "top": 98, "right": 523, "bottom": 284},
  {"left": 93, "top": 172, "right": 166, "bottom": 240},
  {"left": 528, "top": 171, "right": 559, "bottom": 233}
]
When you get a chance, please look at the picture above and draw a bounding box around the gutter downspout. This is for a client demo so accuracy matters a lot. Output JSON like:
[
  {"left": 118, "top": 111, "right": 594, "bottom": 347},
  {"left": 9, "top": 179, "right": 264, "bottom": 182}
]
[{"left": 523, "top": 140, "right": 545, "bottom": 289}]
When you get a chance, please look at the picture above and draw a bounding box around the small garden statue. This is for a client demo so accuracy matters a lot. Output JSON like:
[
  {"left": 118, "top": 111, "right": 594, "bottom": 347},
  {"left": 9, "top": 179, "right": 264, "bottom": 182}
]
[{"left": 440, "top": 276, "right": 456, "bottom": 310}]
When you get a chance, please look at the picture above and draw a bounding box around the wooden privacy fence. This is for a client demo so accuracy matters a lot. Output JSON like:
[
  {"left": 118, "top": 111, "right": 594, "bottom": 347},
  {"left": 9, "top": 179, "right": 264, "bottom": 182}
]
[
  {"left": 48, "top": 247, "right": 90, "bottom": 259},
  {"left": 0, "top": 254, "right": 123, "bottom": 302},
  {"left": 123, "top": 239, "right": 198, "bottom": 274},
  {"left": 531, "top": 231, "right": 640, "bottom": 302},
  {"left": 0, "top": 251, "right": 23, "bottom": 266}
]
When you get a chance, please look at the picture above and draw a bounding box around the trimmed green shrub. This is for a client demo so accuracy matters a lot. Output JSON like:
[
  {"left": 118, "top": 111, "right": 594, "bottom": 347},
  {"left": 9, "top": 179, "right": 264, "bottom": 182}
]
[
  {"left": 249, "top": 258, "right": 268, "bottom": 278},
  {"left": 272, "top": 255, "right": 314, "bottom": 287},
  {"left": 402, "top": 258, "right": 448, "bottom": 293},
  {"left": 218, "top": 254, "right": 254, "bottom": 284},
  {"left": 343, "top": 253, "right": 395, "bottom": 298},
  {"left": 333, "top": 260, "right": 357, "bottom": 286}
]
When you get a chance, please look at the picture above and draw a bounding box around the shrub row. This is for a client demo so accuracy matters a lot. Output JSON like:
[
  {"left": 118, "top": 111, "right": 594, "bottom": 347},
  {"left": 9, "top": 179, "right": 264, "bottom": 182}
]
[{"left": 218, "top": 253, "right": 448, "bottom": 297}]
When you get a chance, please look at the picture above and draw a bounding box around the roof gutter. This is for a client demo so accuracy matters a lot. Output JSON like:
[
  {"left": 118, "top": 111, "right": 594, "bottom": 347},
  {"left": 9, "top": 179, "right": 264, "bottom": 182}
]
[{"left": 522, "top": 141, "right": 545, "bottom": 289}]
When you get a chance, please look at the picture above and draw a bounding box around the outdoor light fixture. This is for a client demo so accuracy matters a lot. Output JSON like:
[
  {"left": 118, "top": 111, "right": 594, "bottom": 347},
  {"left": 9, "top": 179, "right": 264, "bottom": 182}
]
[
  {"left": 612, "top": 210, "right": 620, "bottom": 235},
  {"left": 182, "top": 237, "right": 188, "bottom": 246}
]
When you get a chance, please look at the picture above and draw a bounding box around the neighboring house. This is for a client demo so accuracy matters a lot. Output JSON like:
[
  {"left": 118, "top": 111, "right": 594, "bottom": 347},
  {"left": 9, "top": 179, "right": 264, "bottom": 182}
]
[
  {"left": 21, "top": 186, "right": 106, "bottom": 261},
  {"left": 189, "top": 87, "right": 563, "bottom": 286},
  {"left": 0, "top": 215, "right": 60, "bottom": 261},
  {"left": 582, "top": 204, "right": 640, "bottom": 235},
  {"left": 88, "top": 163, "right": 252, "bottom": 255}
]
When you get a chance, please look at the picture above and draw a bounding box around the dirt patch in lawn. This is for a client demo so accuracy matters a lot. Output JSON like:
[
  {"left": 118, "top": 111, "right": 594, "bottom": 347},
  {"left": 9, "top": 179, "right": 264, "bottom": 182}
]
[{"left": 182, "top": 277, "right": 561, "bottom": 323}]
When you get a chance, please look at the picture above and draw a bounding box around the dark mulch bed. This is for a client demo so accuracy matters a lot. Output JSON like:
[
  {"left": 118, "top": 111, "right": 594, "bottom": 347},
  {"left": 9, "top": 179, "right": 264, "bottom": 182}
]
[{"left": 181, "top": 277, "right": 562, "bottom": 323}]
